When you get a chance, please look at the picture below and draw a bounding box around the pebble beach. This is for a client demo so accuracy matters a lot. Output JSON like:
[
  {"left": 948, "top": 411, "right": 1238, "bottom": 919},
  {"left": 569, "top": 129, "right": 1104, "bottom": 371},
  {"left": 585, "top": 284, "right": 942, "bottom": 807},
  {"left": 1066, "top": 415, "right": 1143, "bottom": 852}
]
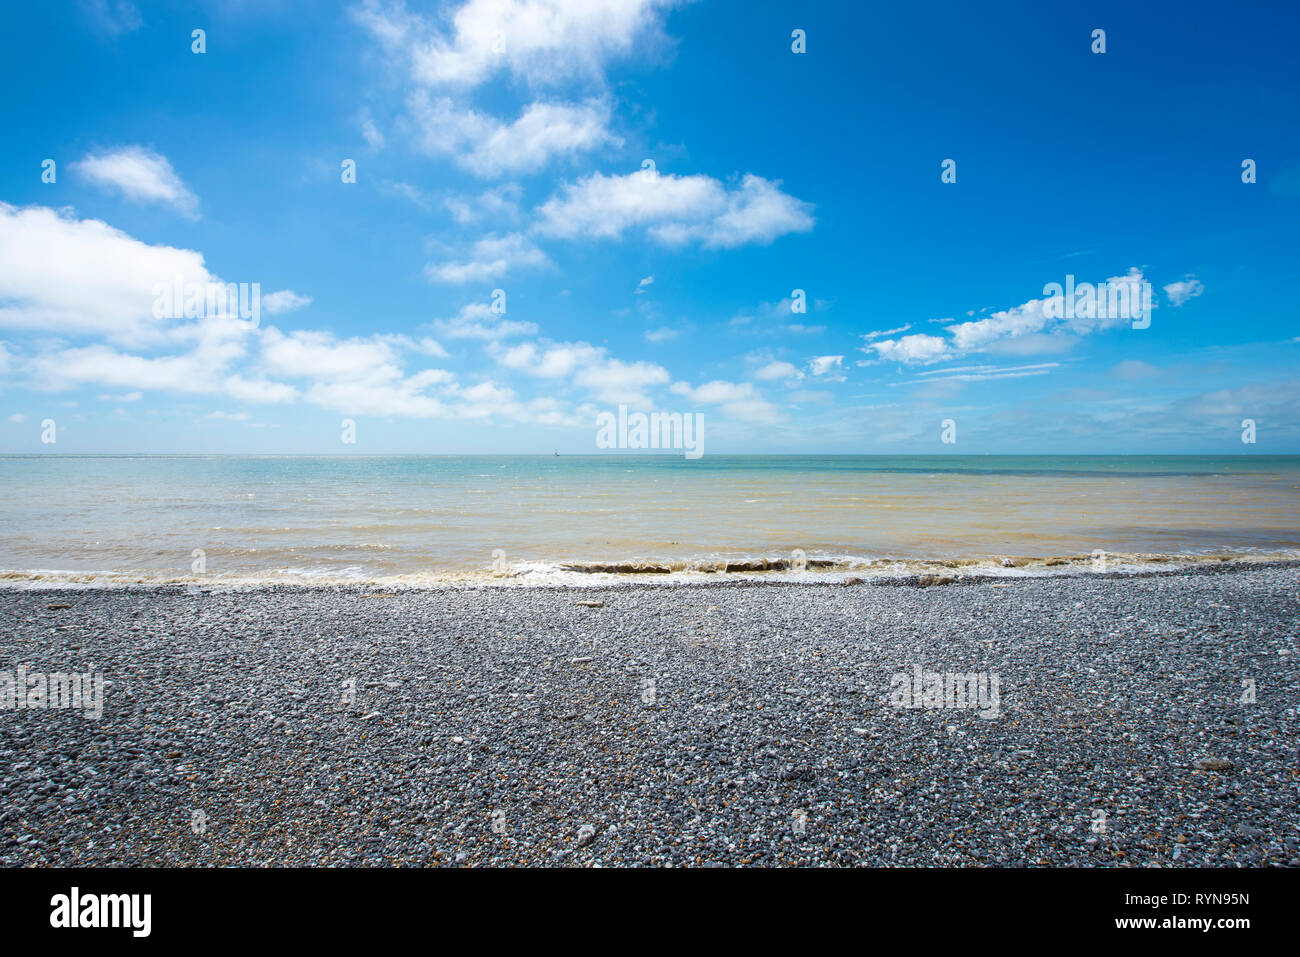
[{"left": 2, "top": 562, "right": 1298, "bottom": 867}]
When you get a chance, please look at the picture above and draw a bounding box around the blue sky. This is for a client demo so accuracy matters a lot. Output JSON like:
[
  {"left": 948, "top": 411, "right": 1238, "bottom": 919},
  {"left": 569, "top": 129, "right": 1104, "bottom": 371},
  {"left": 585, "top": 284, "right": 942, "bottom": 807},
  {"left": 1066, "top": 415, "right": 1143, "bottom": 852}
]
[{"left": 1, "top": 0, "right": 1297, "bottom": 454}]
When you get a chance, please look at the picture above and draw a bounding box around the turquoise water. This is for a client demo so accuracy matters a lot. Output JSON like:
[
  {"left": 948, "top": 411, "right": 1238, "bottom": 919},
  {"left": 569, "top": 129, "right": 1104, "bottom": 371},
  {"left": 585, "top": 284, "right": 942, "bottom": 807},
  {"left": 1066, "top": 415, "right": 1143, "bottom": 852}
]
[{"left": 1, "top": 454, "right": 1298, "bottom": 586}]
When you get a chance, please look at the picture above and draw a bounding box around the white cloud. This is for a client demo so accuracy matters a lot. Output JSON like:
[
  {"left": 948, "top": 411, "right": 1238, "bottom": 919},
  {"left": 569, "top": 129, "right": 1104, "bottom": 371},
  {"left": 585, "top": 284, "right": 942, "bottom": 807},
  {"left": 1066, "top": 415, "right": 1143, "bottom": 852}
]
[
  {"left": 0, "top": 203, "right": 215, "bottom": 341},
  {"left": 636, "top": 274, "right": 654, "bottom": 293},
  {"left": 73, "top": 147, "right": 199, "bottom": 218},
  {"left": 573, "top": 356, "right": 670, "bottom": 404},
  {"left": 945, "top": 300, "right": 1050, "bottom": 354},
  {"left": 258, "top": 328, "right": 408, "bottom": 383},
  {"left": 262, "top": 290, "right": 313, "bottom": 315},
  {"left": 445, "top": 184, "right": 522, "bottom": 224},
  {"left": 31, "top": 341, "right": 245, "bottom": 396},
  {"left": 865, "top": 269, "right": 1154, "bottom": 366},
  {"left": 0, "top": 207, "right": 606, "bottom": 429},
  {"left": 381, "top": 179, "right": 437, "bottom": 210},
  {"left": 433, "top": 302, "right": 539, "bottom": 340},
  {"left": 253, "top": 327, "right": 469, "bottom": 418},
  {"left": 303, "top": 378, "right": 448, "bottom": 418},
  {"left": 537, "top": 168, "right": 813, "bottom": 248},
  {"left": 895, "top": 362, "right": 1059, "bottom": 384},
  {"left": 222, "top": 375, "right": 299, "bottom": 405},
  {"left": 26, "top": 325, "right": 458, "bottom": 419},
  {"left": 1111, "top": 359, "right": 1162, "bottom": 380},
  {"left": 7, "top": 413, "right": 24, "bottom": 423},
  {"left": 354, "top": 0, "right": 674, "bottom": 179},
  {"left": 863, "top": 323, "right": 911, "bottom": 340},
  {"left": 359, "top": 109, "right": 385, "bottom": 149},
  {"left": 409, "top": 94, "right": 618, "bottom": 177},
  {"left": 670, "top": 379, "right": 783, "bottom": 424},
  {"left": 808, "top": 355, "right": 843, "bottom": 377},
  {"left": 497, "top": 341, "right": 592, "bottom": 377},
  {"left": 1164, "top": 277, "right": 1204, "bottom": 306},
  {"left": 355, "top": 0, "right": 684, "bottom": 90},
  {"left": 643, "top": 326, "right": 676, "bottom": 343},
  {"left": 537, "top": 167, "right": 714, "bottom": 238},
  {"left": 404, "top": 335, "right": 451, "bottom": 358},
  {"left": 492, "top": 339, "right": 669, "bottom": 405},
  {"left": 753, "top": 360, "right": 800, "bottom": 381},
  {"left": 425, "top": 232, "right": 551, "bottom": 283},
  {"left": 667, "top": 174, "right": 815, "bottom": 248},
  {"left": 869, "top": 334, "right": 956, "bottom": 366}
]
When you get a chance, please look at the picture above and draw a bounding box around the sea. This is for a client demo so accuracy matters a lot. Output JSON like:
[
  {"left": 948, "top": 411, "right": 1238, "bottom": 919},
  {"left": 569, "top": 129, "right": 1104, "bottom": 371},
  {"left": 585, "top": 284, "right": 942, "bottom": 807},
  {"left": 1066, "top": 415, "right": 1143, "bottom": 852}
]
[{"left": 1, "top": 454, "right": 1297, "bottom": 588}]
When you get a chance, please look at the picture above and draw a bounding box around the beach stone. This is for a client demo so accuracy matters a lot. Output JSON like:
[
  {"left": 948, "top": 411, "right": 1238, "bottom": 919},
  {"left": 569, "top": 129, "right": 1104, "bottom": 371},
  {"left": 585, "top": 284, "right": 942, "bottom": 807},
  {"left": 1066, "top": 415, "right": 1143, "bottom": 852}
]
[
  {"left": 1194, "top": 757, "right": 1234, "bottom": 771},
  {"left": 2, "top": 561, "right": 1296, "bottom": 867}
]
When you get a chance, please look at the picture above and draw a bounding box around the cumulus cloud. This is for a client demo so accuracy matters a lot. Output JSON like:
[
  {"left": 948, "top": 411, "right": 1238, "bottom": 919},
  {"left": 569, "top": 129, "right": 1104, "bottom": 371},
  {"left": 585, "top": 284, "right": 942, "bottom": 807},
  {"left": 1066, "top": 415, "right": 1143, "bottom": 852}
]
[
  {"left": 868, "top": 333, "right": 956, "bottom": 366},
  {"left": 444, "top": 183, "right": 522, "bottom": 223},
  {"left": 753, "top": 360, "right": 801, "bottom": 382},
  {"left": 495, "top": 340, "right": 599, "bottom": 378},
  {"left": 409, "top": 94, "right": 618, "bottom": 177},
  {"left": 536, "top": 168, "right": 813, "bottom": 248},
  {"left": 1164, "top": 276, "right": 1204, "bottom": 306},
  {"left": 433, "top": 302, "right": 539, "bottom": 340},
  {"left": 354, "top": 0, "right": 684, "bottom": 89},
  {"left": 0, "top": 203, "right": 214, "bottom": 340},
  {"left": 0, "top": 206, "right": 613, "bottom": 429},
  {"left": 2, "top": 198, "right": 817, "bottom": 435},
  {"left": 354, "top": 0, "right": 812, "bottom": 272},
  {"left": 575, "top": 357, "right": 672, "bottom": 404},
  {"left": 31, "top": 338, "right": 248, "bottom": 397},
  {"left": 353, "top": 0, "right": 674, "bottom": 176},
  {"left": 262, "top": 290, "right": 313, "bottom": 315},
  {"left": 73, "top": 147, "right": 199, "bottom": 218},
  {"left": 424, "top": 232, "right": 551, "bottom": 283},
  {"left": 251, "top": 327, "right": 480, "bottom": 418},
  {"left": 808, "top": 355, "right": 843, "bottom": 377},
  {"left": 670, "top": 379, "right": 783, "bottom": 424},
  {"left": 865, "top": 268, "right": 1154, "bottom": 366},
  {"left": 258, "top": 328, "right": 407, "bottom": 383},
  {"left": 491, "top": 338, "right": 670, "bottom": 405}
]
